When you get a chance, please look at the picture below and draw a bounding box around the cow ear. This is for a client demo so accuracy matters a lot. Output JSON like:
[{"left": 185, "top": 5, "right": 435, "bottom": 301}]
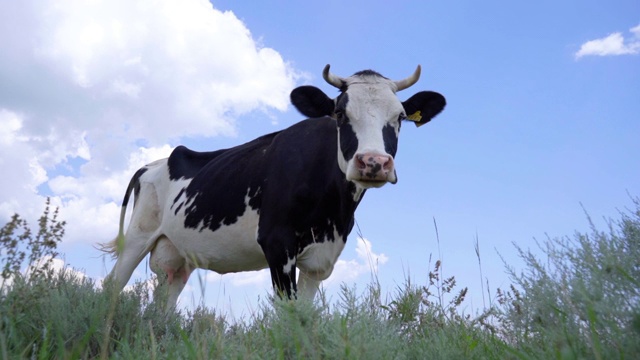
[
  {"left": 402, "top": 91, "right": 446, "bottom": 127},
  {"left": 290, "top": 86, "right": 335, "bottom": 118}
]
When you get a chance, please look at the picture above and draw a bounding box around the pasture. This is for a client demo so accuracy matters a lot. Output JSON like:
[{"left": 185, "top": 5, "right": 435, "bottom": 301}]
[{"left": 1, "top": 198, "right": 639, "bottom": 359}]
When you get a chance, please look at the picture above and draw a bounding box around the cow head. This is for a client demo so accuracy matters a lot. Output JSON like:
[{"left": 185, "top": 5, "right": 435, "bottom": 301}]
[{"left": 290, "top": 65, "right": 446, "bottom": 189}]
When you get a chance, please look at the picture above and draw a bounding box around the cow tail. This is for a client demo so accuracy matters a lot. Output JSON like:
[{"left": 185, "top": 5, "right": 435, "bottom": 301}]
[{"left": 98, "top": 168, "right": 147, "bottom": 258}]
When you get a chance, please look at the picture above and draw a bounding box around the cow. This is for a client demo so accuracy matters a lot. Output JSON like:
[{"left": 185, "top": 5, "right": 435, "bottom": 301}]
[{"left": 101, "top": 64, "right": 446, "bottom": 310}]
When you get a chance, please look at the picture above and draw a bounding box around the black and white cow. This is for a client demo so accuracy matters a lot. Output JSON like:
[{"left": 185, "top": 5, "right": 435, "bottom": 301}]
[{"left": 102, "top": 65, "right": 446, "bottom": 309}]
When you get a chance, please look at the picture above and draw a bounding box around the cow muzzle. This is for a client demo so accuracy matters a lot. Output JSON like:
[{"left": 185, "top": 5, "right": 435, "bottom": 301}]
[{"left": 349, "top": 152, "right": 397, "bottom": 188}]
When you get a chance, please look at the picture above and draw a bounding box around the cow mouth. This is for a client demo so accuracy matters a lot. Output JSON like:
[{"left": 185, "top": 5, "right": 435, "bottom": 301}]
[
  {"left": 348, "top": 170, "right": 398, "bottom": 189},
  {"left": 352, "top": 179, "right": 390, "bottom": 189}
]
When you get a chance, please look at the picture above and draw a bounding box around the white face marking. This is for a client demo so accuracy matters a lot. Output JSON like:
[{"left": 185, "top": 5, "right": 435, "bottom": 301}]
[
  {"left": 345, "top": 87, "right": 400, "bottom": 151},
  {"left": 338, "top": 75, "right": 403, "bottom": 187}
]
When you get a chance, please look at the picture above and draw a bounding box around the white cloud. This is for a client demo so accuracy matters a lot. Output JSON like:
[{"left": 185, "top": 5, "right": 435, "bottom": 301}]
[
  {"left": 110, "top": 78, "right": 142, "bottom": 99},
  {"left": 0, "top": 110, "right": 50, "bottom": 221},
  {"left": 0, "top": 0, "right": 299, "bottom": 245},
  {"left": 17, "top": 0, "right": 297, "bottom": 141},
  {"left": 0, "top": 109, "right": 23, "bottom": 145},
  {"left": 324, "top": 237, "right": 389, "bottom": 286},
  {"left": 575, "top": 23, "right": 640, "bottom": 59}
]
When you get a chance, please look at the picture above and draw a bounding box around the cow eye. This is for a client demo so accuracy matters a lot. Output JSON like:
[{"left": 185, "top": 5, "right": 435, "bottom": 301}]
[{"left": 398, "top": 113, "right": 407, "bottom": 122}]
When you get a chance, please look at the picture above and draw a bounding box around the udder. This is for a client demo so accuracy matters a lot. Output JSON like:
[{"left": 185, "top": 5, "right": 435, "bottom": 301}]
[{"left": 150, "top": 236, "right": 190, "bottom": 284}]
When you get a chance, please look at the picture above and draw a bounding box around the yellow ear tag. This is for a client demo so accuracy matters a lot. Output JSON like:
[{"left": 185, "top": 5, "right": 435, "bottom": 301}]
[
  {"left": 407, "top": 111, "right": 422, "bottom": 122},
  {"left": 407, "top": 111, "right": 426, "bottom": 127}
]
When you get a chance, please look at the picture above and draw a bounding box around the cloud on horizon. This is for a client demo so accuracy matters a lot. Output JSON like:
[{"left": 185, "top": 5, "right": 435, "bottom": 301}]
[{"left": 575, "top": 24, "right": 640, "bottom": 59}]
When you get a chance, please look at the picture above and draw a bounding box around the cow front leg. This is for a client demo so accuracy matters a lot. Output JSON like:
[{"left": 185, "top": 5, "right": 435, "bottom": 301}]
[
  {"left": 297, "top": 271, "right": 321, "bottom": 300},
  {"left": 258, "top": 228, "right": 298, "bottom": 299},
  {"left": 270, "top": 255, "right": 297, "bottom": 299}
]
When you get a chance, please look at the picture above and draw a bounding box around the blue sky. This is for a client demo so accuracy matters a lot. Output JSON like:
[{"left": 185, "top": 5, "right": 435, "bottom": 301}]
[{"left": 1, "top": 0, "right": 639, "bottom": 317}]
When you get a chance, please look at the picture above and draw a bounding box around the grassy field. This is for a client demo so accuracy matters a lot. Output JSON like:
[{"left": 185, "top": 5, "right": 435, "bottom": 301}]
[{"left": 1, "top": 198, "right": 639, "bottom": 359}]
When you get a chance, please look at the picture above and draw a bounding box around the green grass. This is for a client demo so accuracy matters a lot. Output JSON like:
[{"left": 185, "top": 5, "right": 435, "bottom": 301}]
[{"left": 1, "top": 197, "right": 639, "bottom": 359}]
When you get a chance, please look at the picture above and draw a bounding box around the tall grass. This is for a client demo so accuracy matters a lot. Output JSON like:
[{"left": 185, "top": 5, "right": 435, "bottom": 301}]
[
  {"left": 488, "top": 198, "right": 640, "bottom": 359},
  {"left": 0, "top": 197, "right": 638, "bottom": 359}
]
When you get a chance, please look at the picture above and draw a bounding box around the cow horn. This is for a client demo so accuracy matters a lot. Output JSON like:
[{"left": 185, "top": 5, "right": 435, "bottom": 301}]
[
  {"left": 394, "top": 65, "right": 421, "bottom": 91},
  {"left": 322, "top": 64, "right": 345, "bottom": 89}
]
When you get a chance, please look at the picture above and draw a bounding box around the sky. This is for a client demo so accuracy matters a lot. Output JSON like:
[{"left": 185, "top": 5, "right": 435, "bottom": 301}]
[{"left": 1, "top": 0, "right": 639, "bottom": 318}]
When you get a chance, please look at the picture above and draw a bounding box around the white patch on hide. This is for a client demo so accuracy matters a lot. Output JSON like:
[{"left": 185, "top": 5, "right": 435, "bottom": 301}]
[
  {"left": 162, "top": 188, "right": 265, "bottom": 274},
  {"left": 297, "top": 227, "right": 345, "bottom": 281},
  {"left": 282, "top": 256, "right": 296, "bottom": 274}
]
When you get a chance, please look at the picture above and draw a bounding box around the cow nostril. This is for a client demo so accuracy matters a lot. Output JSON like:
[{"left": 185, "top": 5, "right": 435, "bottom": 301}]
[
  {"left": 355, "top": 155, "right": 366, "bottom": 169},
  {"left": 383, "top": 157, "right": 393, "bottom": 171}
]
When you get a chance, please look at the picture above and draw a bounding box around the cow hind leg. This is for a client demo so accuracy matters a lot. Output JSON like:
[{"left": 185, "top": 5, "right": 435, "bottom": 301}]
[
  {"left": 105, "top": 182, "right": 162, "bottom": 292},
  {"left": 149, "top": 236, "right": 192, "bottom": 311},
  {"left": 106, "top": 230, "right": 157, "bottom": 292}
]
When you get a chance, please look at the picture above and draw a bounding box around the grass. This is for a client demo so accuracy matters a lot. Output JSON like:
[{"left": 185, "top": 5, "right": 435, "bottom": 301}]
[{"left": 0, "top": 197, "right": 639, "bottom": 359}]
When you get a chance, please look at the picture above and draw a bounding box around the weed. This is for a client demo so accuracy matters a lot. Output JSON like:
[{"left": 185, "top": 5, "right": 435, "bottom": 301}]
[
  {"left": 490, "top": 197, "right": 640, "bottom": 358},
  {"left": 0, "top": 198, "right": 64, "bottom": 284}
]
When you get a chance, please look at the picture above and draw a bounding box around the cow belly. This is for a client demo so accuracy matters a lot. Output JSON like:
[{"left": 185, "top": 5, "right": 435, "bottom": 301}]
[{"left": 161, "top": 206, "right": 267, "bottom": 274}]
